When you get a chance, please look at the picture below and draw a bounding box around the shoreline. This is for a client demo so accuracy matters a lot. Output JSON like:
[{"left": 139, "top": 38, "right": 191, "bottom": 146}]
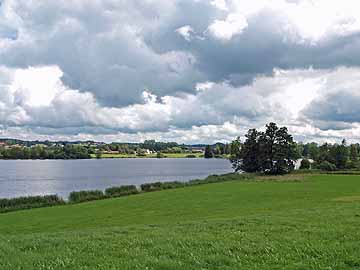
[{"left": 0, "top": 172, "right": 244, "bottom": 214}]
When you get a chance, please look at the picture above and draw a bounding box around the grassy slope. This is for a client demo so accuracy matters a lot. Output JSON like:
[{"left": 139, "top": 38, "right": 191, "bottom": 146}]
[{"left": 1, "top": 174, "right": 360, "bottom": 269}]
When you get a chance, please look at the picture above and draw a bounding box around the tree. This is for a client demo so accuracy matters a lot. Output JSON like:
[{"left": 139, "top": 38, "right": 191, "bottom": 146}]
[
  {"left": 236, "top": 130, "right": 260, "bottom": 172},
  {"left": 300, "top": 159, "right": 311, "bottom": 169},
  {"left": 258, "top": 123, "right": 279, "bottom": 173},
  {"left": 229, "top": 137, "right": 242, "bottom": 171},
  {"left": 350, "top": 144, "right": 359, "bottom": 162},
  {"left": 307, "top": 142, "right": 320, "bottom": 160},
  {"left": 333, "top": 139, "right": 349, "bottom": 169},
  {"left": 319, "top": 161, "right": 336, "bottom": 171},
  {"left": 258, "top": 123, "right": 296, "bottom": 174},
  {"left": 231, "top": 123, "right": 296, "bottom": 174},
  {"left": 96, "top": 151, "right": 102, "bottom": 159},
  {"left": 204, "top": 145, "right": 213, "bottom": 159},
  {"left": 156, "top": 152, "right": 164, "bottom": 158}
]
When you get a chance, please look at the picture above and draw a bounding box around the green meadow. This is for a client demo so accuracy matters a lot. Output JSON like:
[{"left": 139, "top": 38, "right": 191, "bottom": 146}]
[{"left": 1, "top": 174, "right": 360, "bottom": 269}]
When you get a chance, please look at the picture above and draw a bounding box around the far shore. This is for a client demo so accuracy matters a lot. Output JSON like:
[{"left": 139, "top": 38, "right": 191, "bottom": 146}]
[{"left": 90, "top": 153, "right": 230, "bottom": 159}]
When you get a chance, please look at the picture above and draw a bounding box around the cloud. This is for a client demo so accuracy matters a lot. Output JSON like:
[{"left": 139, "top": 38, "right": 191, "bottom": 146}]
[
  {"left": 176, "top": 25, "right": 195, "bottom": 41},
  {"left": 1, "top": 64, "right": 360, "bottom": 143},
  {"left": 208, "top": 13, "right": 248, "bottom": 41},
  {"left": 1, "top": 1, "right": 360, "bottom": 142}
]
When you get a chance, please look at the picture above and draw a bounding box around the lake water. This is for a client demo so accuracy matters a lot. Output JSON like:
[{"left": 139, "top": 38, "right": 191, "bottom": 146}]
[{"left": 0, "top": 158, "right": 233, "bottom": 199}]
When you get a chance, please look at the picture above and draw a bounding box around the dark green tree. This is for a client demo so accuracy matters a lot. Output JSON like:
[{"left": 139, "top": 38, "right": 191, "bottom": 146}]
[
  {"left": 300, "top": 159, "right": 311, "bottom": 169},
  {"left": 350, "top": 144, "right": 359, "bottom": 162},
  {"left": 204, "top": 145, "right": 213, "bottom": 159},
  {"left": 333, "top": 139, "right": 349, "bottom": 169},
  {"left": 259, "top": 123, "right": 296, "bottom": 174},
  {"left": 231, "top": 123, "right": 296, "bottom": 174},
  {"left": 236, "top": 130, "right": 260, "bottom": 172}
]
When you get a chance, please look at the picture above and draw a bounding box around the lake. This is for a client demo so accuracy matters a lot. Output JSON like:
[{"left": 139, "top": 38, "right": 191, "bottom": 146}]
[{"left": 0, "top": 158, "right": 233, "bottom": 199}]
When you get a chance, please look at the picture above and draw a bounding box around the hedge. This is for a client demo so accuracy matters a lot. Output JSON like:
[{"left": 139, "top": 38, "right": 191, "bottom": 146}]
[
  {"left": 0, "top": 195, "right": 65, "bottom": 213},
  {"left": 68, "top": 190, "right": 105, "bottom": 203},
  {"left": 105, "top": 185, "right": 139, "bottom": 197}
]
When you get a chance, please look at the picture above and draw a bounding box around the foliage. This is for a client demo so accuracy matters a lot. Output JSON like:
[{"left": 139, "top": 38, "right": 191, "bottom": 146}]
[
  {"left": 229, "top": 137, "right": 242, "bottom": 172},
  {"left": 140, "top": 182, "right": 163, "bottom": 192},
  {"left": 204, "top": 145, "right": 213, "bottom": 159},
  {"left": 157, "top": 181, "right": 186, "bottom": 190},
  {"left": 300, "top": 159, "right": 311, "bottom": 170},
  {"left": 231, "top": 122, "right": 297, "bottom": 174},
  {"left": 330, "top": 139, "right": 349, "bottom": 169},
  {"left": 95, "top": 151, "right": 102, "bottom": 159},
  {"left": 156, "top": 152, "right": 164, "bottom": 158},
  {"left": 0, "top": 195, "right": 65, "bottom": 213},
  {"left": 297, "top": 140, "right": 360, "bottom": 171},
  {"left": 140, "top": 140, "right": 180, "bottom": 152},
  {"left": 68, "top": 190, "right": 105, "bottom": 203},
  {"left": 188, "top": 173, "right": 254, "bottom": 186},
  {"left": 318, "top": 161, "right": 337, "bottom": 171},
  {"left": 0, "top": 144, "right": 91, "bottom": 160},
  {"left": 105, "top": 185, "right": 139, "bottom": 197},
  {"left": 350, "top": 144, "right": 359, "bottom": 161}
]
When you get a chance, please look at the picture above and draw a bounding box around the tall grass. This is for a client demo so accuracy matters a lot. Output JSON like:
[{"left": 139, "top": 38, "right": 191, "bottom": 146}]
[
  {"left": 68, "top": 190, "right": 105, "bottom": 203},
  {"left": 0, "top": 195, "right": 65, "bottom": 213},
  {"left": 105, "top": 185, "right": 139, "bottom": 197}
]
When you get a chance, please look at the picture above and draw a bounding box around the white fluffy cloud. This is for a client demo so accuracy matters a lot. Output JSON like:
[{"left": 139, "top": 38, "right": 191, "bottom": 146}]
[
  {"left": 208, "top": 0, "right": 360, "bottom": 43},
  {"left": 1, "top": 64, "right": 360, "bottom": 143},
  {"left": 208, "top": 13, "right": 248, "bottom": 41},
  {"left": 1, "top": 0, "right": 360, "bottom": 143}
]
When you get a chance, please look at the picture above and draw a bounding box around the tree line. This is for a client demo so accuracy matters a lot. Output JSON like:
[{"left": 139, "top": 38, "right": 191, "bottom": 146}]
[
  {"left": 0, "top": 145, "right": 91, "bottom": 160},
  {"left": 229, "top": 122, "right": 360, "bottom": 174},
  {"left": 295, "top": 139, "right": 359, "bottom": 171}
]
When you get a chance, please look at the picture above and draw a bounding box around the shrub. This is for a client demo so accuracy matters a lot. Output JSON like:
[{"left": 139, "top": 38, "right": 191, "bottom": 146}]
[
  {"left": 300, "top": 159, "right": 311, "bottom": 170},
  {"left": 345, "top": 160, "right": 360, "bottom": 170},
  {"left": 140, "top": 182, "right": 163, "bottom": 192},
  {"left": 319, "top": 161, "right": 337, "bottom": 171},
  {"left": 188, "top": 173, "right": 254, "bottom": 186},
  {"left": 156, "top": 152, "right": 164, "bottom": 158},
  {"left": 160, "top": 181, "right": 185, "bottom": 189},
  {"left": 0, "top": 195, "right": 65, "bottom": 213},
  {"left": 186, "top": 154, "right": 197, "bottom": 158},
  {"left": 105, "top": 185, "right": 139, "bottom": 197},
  {"left": 68, "top": 190, "right": 105, "bottom": 203}
]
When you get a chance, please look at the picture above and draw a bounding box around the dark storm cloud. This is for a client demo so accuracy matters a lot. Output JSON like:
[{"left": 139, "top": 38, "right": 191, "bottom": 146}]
[
  {"left": 2, "top": 0, "right": 360, "bottom": 108},
  {"left": 302, "top": 90, "right": 360, "bottom": 129}
]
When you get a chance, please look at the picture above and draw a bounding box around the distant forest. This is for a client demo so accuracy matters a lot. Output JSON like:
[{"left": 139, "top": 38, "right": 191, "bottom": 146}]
[{"left": 0, "top": 139, "right": 230, "bottom": 160}]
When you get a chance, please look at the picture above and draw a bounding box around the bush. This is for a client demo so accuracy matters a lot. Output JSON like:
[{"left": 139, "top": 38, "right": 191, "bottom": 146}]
[
  {"left": 105, "top": 185, "right": 138, "bottom": 197},
  {"left": 300, "top": 159, "right": 311, "bottom": 169},
  {"left": 140, "top": 182, "right": 163, "bottom": 192},
  {"left": 345, "top": 160, "right": 360, "bottom": 170},
  {"left": 0, "top": 195, "right": 65, "bottom": 213},
  {"left": 188, "top": 173, "right": 254, "bottom": 186},
  {"left": 319, "top": 161, "right": 337, "bottom": 171},
  {"left": 156, "top": 152, "right": 164, "bottom": 158},
  {"left": 68, "top": 190, "right": 105, "bottom": 203},
  {"left": 160, "top": 181, "right": 185, "bottom": 189},
  {"left": 186, "top": 154, "right": 196, "bottom": 158}
]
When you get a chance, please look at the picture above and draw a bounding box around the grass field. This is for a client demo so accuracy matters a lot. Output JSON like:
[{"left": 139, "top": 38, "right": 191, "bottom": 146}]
[
  {"left": 1, "top": 174, "right": 360, "bottom": 269},
  {"left": 90, "top": 152, "right": 205, "bottom": 158}
]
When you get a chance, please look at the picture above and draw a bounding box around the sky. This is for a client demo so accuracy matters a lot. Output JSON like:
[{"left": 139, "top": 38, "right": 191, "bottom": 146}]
[{"left": 1, "top": 0, "right": 360, "bottom": 144}]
